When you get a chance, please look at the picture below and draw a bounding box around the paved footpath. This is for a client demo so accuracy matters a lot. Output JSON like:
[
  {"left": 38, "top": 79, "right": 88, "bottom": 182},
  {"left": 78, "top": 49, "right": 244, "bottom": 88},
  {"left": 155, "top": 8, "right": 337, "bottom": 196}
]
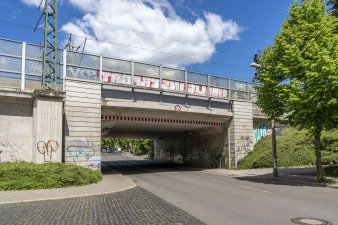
[
  {"left": 0, "top": 162, "right": 205, "bottom": 225},
  {"left": 0, "top": 187, "right": 205, "bottom": 225}
]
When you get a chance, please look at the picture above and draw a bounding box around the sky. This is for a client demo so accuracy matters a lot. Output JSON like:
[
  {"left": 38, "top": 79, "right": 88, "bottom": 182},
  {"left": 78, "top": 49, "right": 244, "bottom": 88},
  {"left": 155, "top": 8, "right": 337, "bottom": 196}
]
[{"left": 0, "top": 0, "right": 294, "bottom": 82}]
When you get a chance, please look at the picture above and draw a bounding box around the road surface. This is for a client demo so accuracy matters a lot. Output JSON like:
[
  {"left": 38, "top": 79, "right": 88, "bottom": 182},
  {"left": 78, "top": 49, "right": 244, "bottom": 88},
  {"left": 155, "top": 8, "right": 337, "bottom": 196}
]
[{"left": 103, "top": 152, "right": 338, "bottom": 225}]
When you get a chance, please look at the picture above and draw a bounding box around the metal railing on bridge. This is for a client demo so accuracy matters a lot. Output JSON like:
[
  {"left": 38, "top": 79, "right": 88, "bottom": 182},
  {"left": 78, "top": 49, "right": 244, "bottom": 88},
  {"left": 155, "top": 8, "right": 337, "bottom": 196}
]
[{"left": 0, "top": 38, "right": 258, "bottom": 102}]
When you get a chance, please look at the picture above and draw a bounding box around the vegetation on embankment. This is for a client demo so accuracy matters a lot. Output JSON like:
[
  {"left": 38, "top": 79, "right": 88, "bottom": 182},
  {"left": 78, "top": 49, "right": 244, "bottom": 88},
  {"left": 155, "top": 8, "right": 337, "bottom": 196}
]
[
  {"left": 237, "top": 128, "right": 338, "bottom": 170},
  {"left": 0, "top": 162, "right": 102, "bottom": 191}
]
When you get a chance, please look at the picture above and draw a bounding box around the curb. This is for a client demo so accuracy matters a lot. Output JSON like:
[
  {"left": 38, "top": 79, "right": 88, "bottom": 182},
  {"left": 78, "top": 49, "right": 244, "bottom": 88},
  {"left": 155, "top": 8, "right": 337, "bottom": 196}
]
[{"left": 0, "top": 175, "right": 137, "bottom": 205}]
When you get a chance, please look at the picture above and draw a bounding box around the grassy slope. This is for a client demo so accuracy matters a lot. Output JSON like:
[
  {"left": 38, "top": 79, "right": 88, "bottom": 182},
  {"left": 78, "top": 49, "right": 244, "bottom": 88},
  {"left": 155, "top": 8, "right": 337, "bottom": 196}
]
[
  {"left": 237, "top": 128, "right": 338, "bottom": 169},
  {"left": 0, "top": 162, "right": 102, "bottom": 191}
]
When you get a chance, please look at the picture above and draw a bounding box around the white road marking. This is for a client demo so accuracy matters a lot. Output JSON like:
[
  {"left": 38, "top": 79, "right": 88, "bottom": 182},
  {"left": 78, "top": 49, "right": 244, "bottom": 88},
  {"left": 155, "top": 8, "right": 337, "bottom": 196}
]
[
  {"left": 237, "top": 185, "right": 271, "bottom": 194},
  {"left": 214, "top": 180, "right": 228, "bottom": 184}
]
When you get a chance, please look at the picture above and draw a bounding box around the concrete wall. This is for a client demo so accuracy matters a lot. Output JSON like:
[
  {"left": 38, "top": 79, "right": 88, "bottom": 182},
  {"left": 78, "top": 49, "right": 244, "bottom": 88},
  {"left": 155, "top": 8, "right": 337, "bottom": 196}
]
[
  {"left": 64, "top": 78, "right": 102, "bottom": 170},
  {"left": 32, "top": 96, "right": 63, "bottom": 163},
  {"left": 0, "top": 101, "right": 33, "bottom": 162},
  {"left": 228, "top": 101, "right": 254, "bottom": 167},
  {"left": 154, "top": 131, "right": 228, "bottom": 168},
  {"left": 0, "top": 89, "right": 64, "bottom": 164}
]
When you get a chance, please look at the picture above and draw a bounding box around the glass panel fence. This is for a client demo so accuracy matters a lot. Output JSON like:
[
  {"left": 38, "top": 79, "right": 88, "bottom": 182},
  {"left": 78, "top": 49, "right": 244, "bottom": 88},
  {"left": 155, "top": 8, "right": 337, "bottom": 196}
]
[
  {"left": 187, "top": 72, "right": 207, "bottom": 85},
  {"left": 134, "top": 62, "right": 160, "bottom": 78},
  {"left": 210, "top": 87, "right": 229, "bottom": 98},
  {"left": 102, "top": 72, "right": 132, "bottom": 85},
  {"left": 162, "top": 80, "right": 185, "bottom": 92},
  {"left": 250, "top": 93, "right": 257, "bottom": 101},
  {"left": 67, "top": 52, "right": 99, "bottom": 69},
  {"left": 102, "top": 57, "right": 131, "bottom": 74},
  {"left": 162, "top": 67, "right": 185, "bottom": 81},
  {"left": 231, "top": 90, "right": 248, "bottom": 100},
  {"left": 134, "top": 75, "right": 160, "bottom": 88},
  {"left": 0, "top": 71, "right": 21, "bottom": 88},
  {"left": 0, "top": 39, "right": 22, "bottom": 56},
  {"left": 210, "top": 76, "right": 228, "bottom": 88},
  {"left": 66, "top": 66, "right": 99, "bottom": 81},
  {"left": 26, "top": 44, "right": 42, "bottom": 60},
  {"left": 230, "top": 80, "right": 247, "bottom": 92},
  {"left": 26, "top": 60, "right": 42, "bottom": 75},
  {"left": 249, "top": 83, "right": 258, "bottom": 93},
  {"left": 0, "top": 55, "right": 21, "bottom": 72}
]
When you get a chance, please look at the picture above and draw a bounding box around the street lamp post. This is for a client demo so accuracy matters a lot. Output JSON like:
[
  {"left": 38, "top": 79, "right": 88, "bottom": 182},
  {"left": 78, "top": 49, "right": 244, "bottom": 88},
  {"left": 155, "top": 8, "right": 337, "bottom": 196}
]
[{"left": 250, "top": 61, "right": 278, "bottom": 178}]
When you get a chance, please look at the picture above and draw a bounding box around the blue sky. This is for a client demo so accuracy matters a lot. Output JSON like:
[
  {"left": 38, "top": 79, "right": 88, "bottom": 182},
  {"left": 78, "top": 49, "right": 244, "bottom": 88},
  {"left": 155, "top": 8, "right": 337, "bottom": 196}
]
[{"left": 0, "top": 0, "right": 294, "bottom": 81}]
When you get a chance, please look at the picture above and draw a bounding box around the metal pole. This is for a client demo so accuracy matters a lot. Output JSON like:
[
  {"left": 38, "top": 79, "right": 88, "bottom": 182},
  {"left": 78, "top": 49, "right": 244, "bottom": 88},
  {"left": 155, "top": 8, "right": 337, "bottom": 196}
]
[
  {"left": 271, "top": 120, "right": 278, "bottom": 177},
  {"left": 99, "top": 55, "right": 103, "bottom": 82},
  {"left": 21, "top": 42, "right": 26, "bottom": 92},
  {"left": 246, "top": 81, "right": 250, "bottom": 101},
  {"left": 131, "top": 60, "right": 134, "bottom": 85},
  {"left": 207, "top": 74, "right": 210, "bottom": 96},
  {"left": 62, "top": 49, "right": 67, "bottom": 92},
  {"left": 159, "top": 65, "right": 163, "bottom": 89},
  {"left": 228, "top": 78, "right": 231, "bottom": 99},
  {"left": 184, "top": 70, "right": 187, "bottom": 93}
]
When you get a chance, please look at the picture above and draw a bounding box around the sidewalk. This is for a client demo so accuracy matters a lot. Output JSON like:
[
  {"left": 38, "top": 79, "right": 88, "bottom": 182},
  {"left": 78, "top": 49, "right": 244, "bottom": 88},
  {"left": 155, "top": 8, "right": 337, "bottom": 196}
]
[
  {"left": 201, "top": 166, "right": 338, "bottom": 188},
  {"left": 0, "top": 166, "right": 136, "bottom": 205}
]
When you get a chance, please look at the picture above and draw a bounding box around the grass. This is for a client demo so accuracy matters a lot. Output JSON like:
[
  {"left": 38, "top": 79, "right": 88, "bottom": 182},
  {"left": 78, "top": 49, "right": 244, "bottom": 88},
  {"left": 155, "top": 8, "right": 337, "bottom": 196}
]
[
  {"left": 237, "top": 128, "right": 338, "bottom": 169},
  {"left": 0, "top": 162, "right": 102, "bottom": 191}
]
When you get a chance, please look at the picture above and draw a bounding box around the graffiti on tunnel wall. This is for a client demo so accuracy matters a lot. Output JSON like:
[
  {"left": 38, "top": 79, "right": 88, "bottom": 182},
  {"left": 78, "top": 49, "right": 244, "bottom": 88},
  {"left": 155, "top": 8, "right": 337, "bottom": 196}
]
[
  {"left": 37, "top": 140, "right": 59, "bottom": 162},
  {"left": 253, "top": 122, "right": 271, "bottom": 142}
]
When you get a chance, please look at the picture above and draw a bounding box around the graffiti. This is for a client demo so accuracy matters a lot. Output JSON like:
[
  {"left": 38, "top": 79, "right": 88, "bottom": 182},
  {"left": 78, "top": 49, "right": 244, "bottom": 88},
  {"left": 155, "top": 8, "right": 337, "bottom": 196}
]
[
  {"left": 235, "top": 136, "right": 253, "bottom": 154},
  {"left": 66, "top": 146, "right": 101, "bottom": 169},
  {"left": 68, "top": 67, "right": 98, "bottom": 80},
  {"left": 101, "top": 71, "right": 229, "bottom": 98},
  {"left": 199, "top": 149, "right": 209, "bottom": 160},
  {"left": 174, "top": 154, "right": 183, "bottom": 164},
  {"left": 162, "top": 80, "right": 185, "bottom": 92},
  {"left": 0, "top": 141, "right": 23, "bottom": 162},
  {"left": 37, "top": 140, "right": 59, "bottom": 162},
  {"left": 88, "top": 156, "right": 101, "bottom": 169},
  {"left": 134, "top": 75, "right": 160, "bottom": 88},
  {"left": 253, "top": 122, "right": 271, "bottom": 142},
  {"left": 102, "top": 72, "right": 131, "bottom": 84}
]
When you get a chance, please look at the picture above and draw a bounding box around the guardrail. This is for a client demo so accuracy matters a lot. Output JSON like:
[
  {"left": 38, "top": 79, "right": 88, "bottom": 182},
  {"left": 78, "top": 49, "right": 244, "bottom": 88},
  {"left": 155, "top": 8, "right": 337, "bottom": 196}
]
[{"left": 0, "top": 38, "right": 258, "bottom": 102}]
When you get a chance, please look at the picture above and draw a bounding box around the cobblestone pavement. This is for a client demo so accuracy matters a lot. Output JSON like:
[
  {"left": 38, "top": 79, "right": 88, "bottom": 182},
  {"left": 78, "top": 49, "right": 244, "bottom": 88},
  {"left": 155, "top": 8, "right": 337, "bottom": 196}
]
[{"left": 0, "top": 187, "right": 205, "bottom": 225}]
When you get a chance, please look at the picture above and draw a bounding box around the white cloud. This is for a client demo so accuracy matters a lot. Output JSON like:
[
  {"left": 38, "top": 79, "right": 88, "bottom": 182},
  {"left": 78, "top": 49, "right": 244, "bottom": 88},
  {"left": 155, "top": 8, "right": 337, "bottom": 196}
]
[{"left": 22, "top": 0, "right": 243, "bottom": 68}]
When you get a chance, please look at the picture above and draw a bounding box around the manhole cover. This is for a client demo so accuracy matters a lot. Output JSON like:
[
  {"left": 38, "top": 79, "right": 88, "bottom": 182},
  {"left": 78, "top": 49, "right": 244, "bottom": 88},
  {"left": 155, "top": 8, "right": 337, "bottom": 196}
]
[{"left": 291, "top": 217, "right": 332, "bottom": 225}]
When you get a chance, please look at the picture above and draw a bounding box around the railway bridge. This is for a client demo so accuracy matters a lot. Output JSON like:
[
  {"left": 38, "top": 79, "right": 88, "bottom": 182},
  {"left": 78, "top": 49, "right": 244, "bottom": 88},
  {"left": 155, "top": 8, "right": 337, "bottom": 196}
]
[{"left": 0, "top": 38, "right": 270, "bottom": 169}]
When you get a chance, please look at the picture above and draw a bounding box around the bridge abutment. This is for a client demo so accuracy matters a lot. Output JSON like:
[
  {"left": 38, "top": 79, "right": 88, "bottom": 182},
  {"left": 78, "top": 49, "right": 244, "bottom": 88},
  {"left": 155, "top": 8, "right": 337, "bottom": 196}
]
[{"left": 63, "top": 79, "right": 102, "bottom": 170}]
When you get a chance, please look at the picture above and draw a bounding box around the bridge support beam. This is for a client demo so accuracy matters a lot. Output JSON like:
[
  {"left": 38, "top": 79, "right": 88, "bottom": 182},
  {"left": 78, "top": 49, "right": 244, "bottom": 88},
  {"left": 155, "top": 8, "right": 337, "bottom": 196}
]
[
  {"left": 32, "top": 91, "right": 64, "bottom": 164},
  {"left": 228, "top": 101, "right": 254, "bottom": 168},
  {"left": 63, "top": 79, "right": 102, "bottom": 170}
]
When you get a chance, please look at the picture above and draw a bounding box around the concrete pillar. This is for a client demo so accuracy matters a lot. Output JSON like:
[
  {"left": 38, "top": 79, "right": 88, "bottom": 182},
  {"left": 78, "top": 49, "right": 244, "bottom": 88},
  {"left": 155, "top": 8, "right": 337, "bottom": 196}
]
[
  {"left": 228, "top": 101, "right": 254, "bottom": 167},
  {"left": 64, "top": 79, "right": 102, "bottom": 170},
  {"left": 32, "top": 91, "right": 64, "bottom": 164}
]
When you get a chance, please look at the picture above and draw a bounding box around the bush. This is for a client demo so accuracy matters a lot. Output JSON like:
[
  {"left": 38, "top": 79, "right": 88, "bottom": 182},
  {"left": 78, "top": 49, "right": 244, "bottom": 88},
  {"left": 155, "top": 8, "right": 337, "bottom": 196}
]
[
  {"left": 324, "top": 166, "right": 338, "bottom": 177},
  {"left": 0, "top": 162, "right": 102, "bottom": 191},
  {"left": 237, "top": 128, "right": 338, "bottom": 169}
]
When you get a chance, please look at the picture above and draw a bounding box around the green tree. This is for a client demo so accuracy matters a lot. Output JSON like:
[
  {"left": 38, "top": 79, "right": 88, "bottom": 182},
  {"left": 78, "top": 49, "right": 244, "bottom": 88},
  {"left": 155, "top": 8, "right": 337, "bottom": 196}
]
[
  {"left": 327, "top": 0, "right": 338, "bottom": 18},
  {"left": 255, "top": 0, "right": 338, "bottom": 181}
]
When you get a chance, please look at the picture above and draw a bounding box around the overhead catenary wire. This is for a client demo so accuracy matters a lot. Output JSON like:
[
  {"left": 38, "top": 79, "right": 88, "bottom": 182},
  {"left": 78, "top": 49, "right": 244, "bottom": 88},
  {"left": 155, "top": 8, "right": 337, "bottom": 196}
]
[{"left": 0, "top": 19, "right": 255, "bottom": 80}]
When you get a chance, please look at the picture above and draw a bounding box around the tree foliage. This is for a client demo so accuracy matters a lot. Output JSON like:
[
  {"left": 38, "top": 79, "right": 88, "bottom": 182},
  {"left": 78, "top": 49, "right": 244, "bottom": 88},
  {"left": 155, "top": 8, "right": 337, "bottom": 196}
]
[
  {"left": 255, "top": 0, "right": 338, "bottom": 180},
  {"left": 327, "top": 0, "right": 338, "bottom": 18},
  {"left": 101, "top": 138, "right": 153, "bottom": 155}
]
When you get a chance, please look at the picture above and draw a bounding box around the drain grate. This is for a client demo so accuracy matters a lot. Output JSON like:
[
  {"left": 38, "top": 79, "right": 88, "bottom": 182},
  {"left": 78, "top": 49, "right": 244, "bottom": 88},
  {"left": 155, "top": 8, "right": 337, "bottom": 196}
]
[{"left": 291, "top": 217, "right": 332, "bottom": 225}]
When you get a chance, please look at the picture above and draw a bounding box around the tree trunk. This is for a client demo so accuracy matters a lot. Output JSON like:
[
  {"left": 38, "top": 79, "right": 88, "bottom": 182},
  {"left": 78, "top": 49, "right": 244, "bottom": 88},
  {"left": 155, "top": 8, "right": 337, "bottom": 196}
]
[
  {"left": 315, "top": 122, "right": 323, "bottom": 181},
  {"left": 271, "top": 120, "right": 278, "bottom": 177}
]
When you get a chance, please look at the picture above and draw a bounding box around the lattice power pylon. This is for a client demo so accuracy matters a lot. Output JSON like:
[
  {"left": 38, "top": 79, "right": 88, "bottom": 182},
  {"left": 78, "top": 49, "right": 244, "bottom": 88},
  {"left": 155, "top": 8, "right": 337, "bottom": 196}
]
[{"left": 41, "top": 0, "right": 57, "bottom": 90}]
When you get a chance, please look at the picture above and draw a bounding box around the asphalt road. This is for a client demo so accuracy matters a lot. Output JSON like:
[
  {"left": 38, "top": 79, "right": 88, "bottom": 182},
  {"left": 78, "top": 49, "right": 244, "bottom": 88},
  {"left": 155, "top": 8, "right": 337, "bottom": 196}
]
[{"left": 103, "top": 152, "right": 338, "bottom": 225}]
